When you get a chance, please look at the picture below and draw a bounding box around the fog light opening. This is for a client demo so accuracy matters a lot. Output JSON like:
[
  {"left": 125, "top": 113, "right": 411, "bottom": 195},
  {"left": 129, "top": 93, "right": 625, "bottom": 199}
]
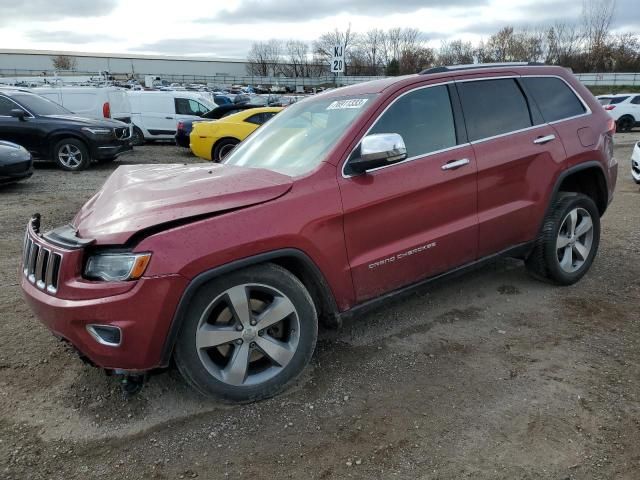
[{"left": 86, "top": 324, "right": 122, "bottom": 347}]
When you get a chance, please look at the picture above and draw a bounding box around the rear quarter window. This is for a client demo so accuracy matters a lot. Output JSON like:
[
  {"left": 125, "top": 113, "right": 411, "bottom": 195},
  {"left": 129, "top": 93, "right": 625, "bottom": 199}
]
[
  {"left": 521, "top": 77, "right": 586, "bottom": 122},
  {"left": 457, "top": 78, "right": 532, "bottom": 142}
]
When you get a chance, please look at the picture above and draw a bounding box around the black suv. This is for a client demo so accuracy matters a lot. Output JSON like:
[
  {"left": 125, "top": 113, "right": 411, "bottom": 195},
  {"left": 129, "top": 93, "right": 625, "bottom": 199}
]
[{"left": 0, "top": 89, "right": 132, "bottom": 171}]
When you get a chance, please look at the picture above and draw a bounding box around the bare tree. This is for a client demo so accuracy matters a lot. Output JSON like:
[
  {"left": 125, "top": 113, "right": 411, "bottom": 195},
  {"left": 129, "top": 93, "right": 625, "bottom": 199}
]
[
  {"left": 283, "top": 40, "right": 311, "bottom": 77},
  {"left": 314, "top": 25, "right": 357, "bottom": 73},
  {"left": 582, "top": 0, "right": 616, "bottom": 71},
  {"left": 360, "top": 29, "right": 385, "bottom": 75},
  {"left": 437, "top": 40, "right": 475, "bottom": 65},
  {"left": 246, "top": 40, "right": 283, "bottom": 76},
  {"left": 52, "top": 55, "right": 78, "bottom": 71}
]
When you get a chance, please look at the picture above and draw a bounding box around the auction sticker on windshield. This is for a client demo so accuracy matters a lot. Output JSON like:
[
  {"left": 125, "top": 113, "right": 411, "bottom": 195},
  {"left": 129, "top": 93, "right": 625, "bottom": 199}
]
[{"left": 327, "top": 99, "right": 368, "bottom": 110}]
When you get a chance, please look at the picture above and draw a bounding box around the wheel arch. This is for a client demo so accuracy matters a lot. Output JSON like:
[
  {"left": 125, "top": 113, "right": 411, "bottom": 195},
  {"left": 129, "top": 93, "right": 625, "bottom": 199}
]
[
  {"left": 48, "top": 131, "right": 89, "bottom": 152},
  {"left": 554, "top": 162, "right": 608, "bottom": 216},
  {"left": 159, "top": 248, "right": 339, "bottom": 366}
]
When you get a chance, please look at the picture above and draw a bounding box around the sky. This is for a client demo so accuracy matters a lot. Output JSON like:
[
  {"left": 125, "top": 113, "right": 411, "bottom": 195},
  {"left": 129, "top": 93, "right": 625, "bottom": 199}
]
[{"left": 0, "top": 0, "right": 637, "bottom": 59}]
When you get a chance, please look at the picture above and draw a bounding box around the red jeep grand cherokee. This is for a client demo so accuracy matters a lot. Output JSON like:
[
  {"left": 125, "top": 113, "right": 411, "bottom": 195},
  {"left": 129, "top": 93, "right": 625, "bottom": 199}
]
[{"left": 21, "top": 64, "right": 617, "bottom": 402}]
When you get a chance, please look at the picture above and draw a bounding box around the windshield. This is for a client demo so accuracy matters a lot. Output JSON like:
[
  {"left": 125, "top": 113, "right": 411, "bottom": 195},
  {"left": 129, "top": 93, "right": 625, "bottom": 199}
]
[
  {"left": 12, "top": 93, "right": 71, "bottom": 116},
  {"left": 224, "top": 94, "right": 376, "bottom": 176}
]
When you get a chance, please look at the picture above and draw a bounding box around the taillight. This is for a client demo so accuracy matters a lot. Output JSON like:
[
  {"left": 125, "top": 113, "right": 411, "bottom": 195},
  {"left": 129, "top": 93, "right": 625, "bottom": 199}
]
[
  {"left": 604, "top": 105, "right": 616, "bottom": 111},
  {"left": 177, "top": 121, "right": 184, "bottom": 130},
  {"left": 607, "top": 118, "right": 616, "bottom": 134},
  {"left": 102, "top": 102, "right": 111, "bottom": 118}
]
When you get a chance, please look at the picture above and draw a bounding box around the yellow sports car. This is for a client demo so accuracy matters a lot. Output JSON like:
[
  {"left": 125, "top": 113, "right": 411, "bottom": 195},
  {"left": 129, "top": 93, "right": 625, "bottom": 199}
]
[{"left": 190, "top": 107, "right": 283, "bottom": 162}]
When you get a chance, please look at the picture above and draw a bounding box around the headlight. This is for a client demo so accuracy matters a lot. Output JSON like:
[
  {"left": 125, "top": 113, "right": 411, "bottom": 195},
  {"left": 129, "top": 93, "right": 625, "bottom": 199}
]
[
  {"left": 82, "top": 127, "right": 113, "bottom": 135},
  {"left": 84, "top": 253, "right": 151, "bottom": 281}
]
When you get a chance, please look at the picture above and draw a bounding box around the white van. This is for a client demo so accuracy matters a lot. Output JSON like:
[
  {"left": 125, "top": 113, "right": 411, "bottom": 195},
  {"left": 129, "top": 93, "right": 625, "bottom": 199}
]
[
  {"left": 127, "top": 91, "right": 216, "bottom": 144},
  {"left": 30, "top": 86, "right": 132, "bottom": 124}
]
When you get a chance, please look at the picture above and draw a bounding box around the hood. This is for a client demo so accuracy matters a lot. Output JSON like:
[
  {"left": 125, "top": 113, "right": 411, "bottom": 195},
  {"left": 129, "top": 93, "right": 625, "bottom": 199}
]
[
  {"left": 43, "top": 115, "right": 128, "bottom": 128},
  {"left": 72, "top": 163, "right": 293, "bottom": 244}
]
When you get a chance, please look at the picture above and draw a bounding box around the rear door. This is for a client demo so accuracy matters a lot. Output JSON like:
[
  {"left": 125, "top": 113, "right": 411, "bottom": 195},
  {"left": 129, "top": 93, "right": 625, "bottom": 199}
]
[
  {"left": 339, "top": 84, "right": 478, "bottom": 302},
  {"left": 456, "top": 77, "right": 567, "bottom": 258},
  {"left": 140, "top": 94, "right": 176, "bottom": 137},
  {"left": 175, "top": 97, "right": 211, "bottom": 125}
]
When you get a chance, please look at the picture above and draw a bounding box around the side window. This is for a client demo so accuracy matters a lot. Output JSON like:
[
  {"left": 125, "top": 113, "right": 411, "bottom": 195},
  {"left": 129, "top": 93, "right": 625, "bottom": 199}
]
[
  {"left": 522, "top": 77, "right": 586, "bottom": 122},
  {"left": 175, "top": 98, "right": 207, "bottom": 115},
  {"left": 369, "top": 85, "right": 457, "bottom": 158},
  {"left": 0, "top": 96, "right": 16, "bottom": 116},
  {"left": 631, "top": 96, "right": 640, "bottom": 105},
  {"left": 457, "top": 79, "right": 532, "bottom": 142},
  {"left": 245, "top": 113, "right": 266, "bottom": 125},
  {"left": 189, "top": 99, "right": 209, "bottom": 114}
]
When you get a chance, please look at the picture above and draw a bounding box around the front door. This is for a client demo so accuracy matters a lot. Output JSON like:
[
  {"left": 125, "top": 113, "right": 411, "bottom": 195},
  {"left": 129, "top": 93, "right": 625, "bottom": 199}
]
[{"left": 338, "top": 84, "right": 478, "bottom": 303}]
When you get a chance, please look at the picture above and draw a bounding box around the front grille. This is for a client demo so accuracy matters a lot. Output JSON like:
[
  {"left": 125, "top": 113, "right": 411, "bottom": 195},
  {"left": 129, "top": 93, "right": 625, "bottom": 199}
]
[
  {"left": 114, "top": 127, "right": 130, "bottom": 140},
  {"left": 23, "top": 234, "right": 62, "bottom": 294}
]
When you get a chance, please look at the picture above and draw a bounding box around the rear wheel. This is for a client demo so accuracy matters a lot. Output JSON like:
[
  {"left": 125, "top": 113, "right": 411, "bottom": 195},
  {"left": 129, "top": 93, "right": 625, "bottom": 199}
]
[
  {"left": 616, "top": 115, "right": 634, "bottom": 133},
  {"left": 174, "top": 264, "right": 317, "bottom": 402},
  {"left": 526, "top": 193, "right": 600, "bottom": 285},
  {"left": 212, "top": 138, "right": 239, "bottom": 162},
  {"left": 53, "top": 138, "right": 90, "bottom": 171}
]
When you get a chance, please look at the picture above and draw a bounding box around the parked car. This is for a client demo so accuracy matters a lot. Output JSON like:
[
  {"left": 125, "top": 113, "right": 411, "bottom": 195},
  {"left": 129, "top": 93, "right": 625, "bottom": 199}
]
[
  {"left": 31, "top": 86, "right": 133, "bottom": 124},
  {"left": 631, "top": 141, "right": 640, "bottom": 184},
  {"left": 596, "top": 93, "right": 640, "bottom": 132},
  {"left": 0, "top": 140, "right": 32, "bottom": 183},
  {"left": 0, "top": 89, "right": 132, "bottom": 170},
  {"left": 127, "top": 91, "right": 216, "bottom": 145},
  {"left": 21, "top": 64, "right": 617, "bottom": 401},
  {"left": 190, "top": 107, "right": 282, "bottom": 161},
  {"left": 175, "top": 103, "right": 261, "bottom": 148}
]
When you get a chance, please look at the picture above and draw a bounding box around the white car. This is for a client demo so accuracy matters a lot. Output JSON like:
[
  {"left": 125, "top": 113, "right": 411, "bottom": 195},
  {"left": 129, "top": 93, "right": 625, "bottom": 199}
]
[
  {"left": 631, "top": 141, "right": 640, "bottom": 184},
  {"left": 127, "top": 91, "right": 216, "bottom": 145},
  {"left": 31, "top": 86, "right": 132, "bottom": 124},
  {"left": 597, "top": 94, "right": 640, "bottom": 132}
]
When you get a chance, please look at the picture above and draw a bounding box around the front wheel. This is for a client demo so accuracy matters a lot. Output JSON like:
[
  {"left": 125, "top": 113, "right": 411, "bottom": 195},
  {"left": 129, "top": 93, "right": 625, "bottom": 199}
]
[
  {"left": 131, "top": 126, "right": 145, "bottom": 146},
  {"left": 53, "top": 138, "right": 91, "bottom": 171},
  {"left": 174, "top": 264, "right": 318, "bottom": 402},
  {"left": 526, "top": 193, "right": 600, "bottom": 285}
]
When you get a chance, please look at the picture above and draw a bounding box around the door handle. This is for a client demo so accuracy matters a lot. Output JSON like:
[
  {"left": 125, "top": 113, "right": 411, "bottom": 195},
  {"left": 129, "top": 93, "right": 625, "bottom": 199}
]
[
  {"left": 441, "top": 158, "right": 470, "bottom": 171},
  {"left": 165, "top": 116, "right": 174, "bottom": 120},
  {"left": 533, "top": 134, "right": 556, "bottom": 145}
]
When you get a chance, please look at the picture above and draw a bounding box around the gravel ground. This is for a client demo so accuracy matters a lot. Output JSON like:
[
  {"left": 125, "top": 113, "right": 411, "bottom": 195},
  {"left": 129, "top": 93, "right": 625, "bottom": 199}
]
[{"left": 0, "top": 136, "right": 639, "bottom": 479}]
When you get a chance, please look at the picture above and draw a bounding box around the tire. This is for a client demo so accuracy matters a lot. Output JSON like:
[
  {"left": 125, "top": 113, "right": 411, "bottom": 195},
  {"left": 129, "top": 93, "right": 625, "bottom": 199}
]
[
  {"left": 174, "top": 263, "right": 318, "bottom": 402},
  {"left": 616, "top": 115, "right": 634, "bottom": 133},
  {"left": 52, "top": 138, "right": 91, "bottom": 171},
  {"left": 131, "top": 126, "right": 145, "bottom": 146},
  {"left": 525, "top": 192, "right": 600, "bottom": 285},
  {"left": 212, "top": 138, "right": 239, "bottom": 162}
]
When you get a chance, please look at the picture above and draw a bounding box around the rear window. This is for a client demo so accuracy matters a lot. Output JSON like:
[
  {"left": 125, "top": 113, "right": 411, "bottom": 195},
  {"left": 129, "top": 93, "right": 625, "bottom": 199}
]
[
  {"left": 457, "top": 79, "right": 532, "bottom": 142},
  {"left": 521, "top": 77, "right": 586, "bottom": 122},
  {"left": 610, "top": 96, "right": 629, "bottom": 105}
]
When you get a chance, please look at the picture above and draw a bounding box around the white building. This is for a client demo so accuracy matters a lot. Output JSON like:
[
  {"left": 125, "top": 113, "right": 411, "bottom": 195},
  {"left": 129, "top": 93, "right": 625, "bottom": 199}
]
[{"left": 0, "top": 48, "right": 250, "bottom": 80}]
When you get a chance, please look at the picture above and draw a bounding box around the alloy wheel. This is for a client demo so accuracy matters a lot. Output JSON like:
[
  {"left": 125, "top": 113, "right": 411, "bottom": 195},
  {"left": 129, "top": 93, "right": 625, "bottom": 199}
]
[
  {"left": 195, "top": 284, "right": 300, "bottom": 387},
  {"left": 556, "top": 207, "right": 594, "bottom": 273},
  {"left": 218, "top": 143, "right": 235, "bottom": 159},
  {"left": 58, "top": 144, "right": 83, "bottom": 169}
]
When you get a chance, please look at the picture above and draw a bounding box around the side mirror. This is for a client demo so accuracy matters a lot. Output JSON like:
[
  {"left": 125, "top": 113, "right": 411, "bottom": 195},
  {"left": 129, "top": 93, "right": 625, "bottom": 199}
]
[
  {"left": 347, "top": 133, "right": 407, "bottom": 175},
  {"left": 10, "top": 109, "right": 27, "bottom": 121}
]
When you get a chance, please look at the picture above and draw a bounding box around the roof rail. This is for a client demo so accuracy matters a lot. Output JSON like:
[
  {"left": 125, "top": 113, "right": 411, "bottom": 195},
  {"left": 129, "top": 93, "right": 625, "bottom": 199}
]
[{"left": 420, "top": 62, "right": 545, "bottom": 75}]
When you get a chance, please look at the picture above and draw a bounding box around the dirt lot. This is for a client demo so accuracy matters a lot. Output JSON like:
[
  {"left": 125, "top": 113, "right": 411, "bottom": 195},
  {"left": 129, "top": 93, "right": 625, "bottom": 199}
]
[{"left": 1, "top": 137, "right": 639, "bottom": 480}]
